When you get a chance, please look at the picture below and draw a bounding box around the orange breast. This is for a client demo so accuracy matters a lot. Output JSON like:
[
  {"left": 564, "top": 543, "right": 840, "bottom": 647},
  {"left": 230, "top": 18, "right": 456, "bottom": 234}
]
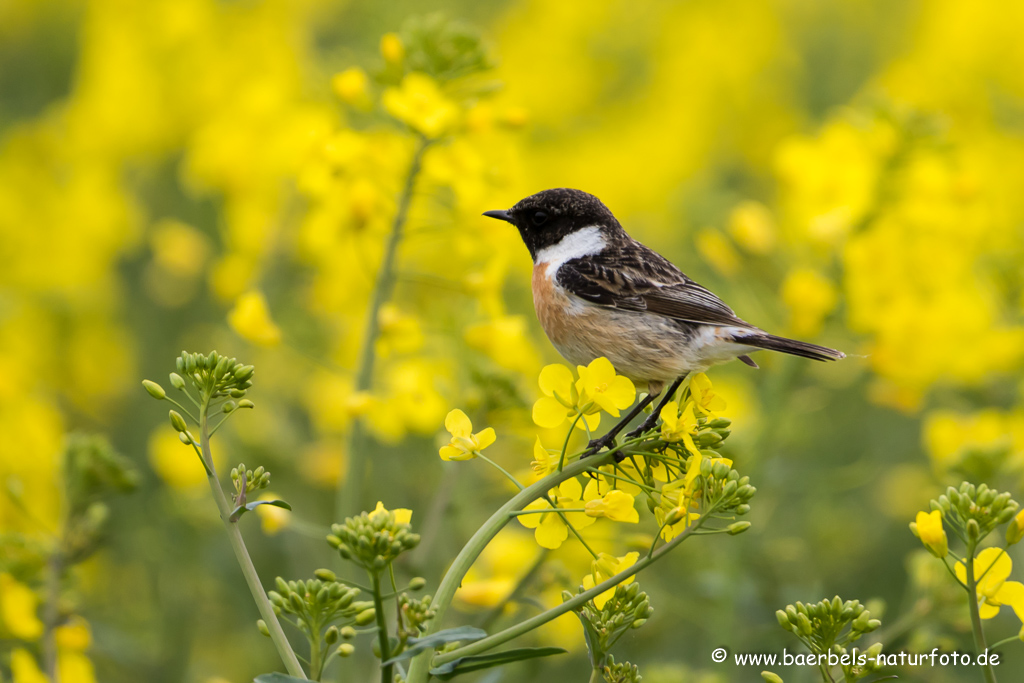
[{"left": 532, "top": 263, "right": 573, "bottom": 348}]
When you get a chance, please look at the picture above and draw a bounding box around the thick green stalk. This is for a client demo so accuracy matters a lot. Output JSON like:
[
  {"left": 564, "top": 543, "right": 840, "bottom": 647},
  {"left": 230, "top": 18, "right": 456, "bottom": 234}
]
[
  {"left": 964, "top": 542, "right": 997, "bottom": 683},
  {"left": 589, "top": 667, "right": 603, "bottom": 683},
  {"left": 199, "top": 404, "right": 307, "bottom": 679},
  {"left": 430, "top": 518, "right": 702, "bottom": 667},
  {"left": 371, "top": 570, "right": 394, "bottom": 683},
  {"left": 405, "top": 453, "right": 613, "bottom": 682},
  {"left": 337, "top": 137, "right": 431, "bottom": 520}
]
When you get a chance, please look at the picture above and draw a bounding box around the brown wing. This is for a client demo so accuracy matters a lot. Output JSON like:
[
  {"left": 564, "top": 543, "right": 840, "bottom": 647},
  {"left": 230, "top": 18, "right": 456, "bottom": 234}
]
[{"left": 556, "top": 240, "right": 752, "bottom": 327}]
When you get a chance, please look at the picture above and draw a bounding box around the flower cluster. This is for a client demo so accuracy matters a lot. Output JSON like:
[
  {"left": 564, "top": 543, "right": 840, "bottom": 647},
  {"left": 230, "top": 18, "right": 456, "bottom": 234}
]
[
  {"left": 771, "top": 597, "right": 882, "bottom": 682},
  {"left": 328, "top": 503, "right": 421, "bottom": 571}
]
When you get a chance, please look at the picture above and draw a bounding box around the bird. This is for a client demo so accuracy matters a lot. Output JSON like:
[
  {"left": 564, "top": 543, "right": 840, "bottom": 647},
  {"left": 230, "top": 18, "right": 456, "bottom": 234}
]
[{"left": 483, "top": 188, "right": 844, "bottom": 456}]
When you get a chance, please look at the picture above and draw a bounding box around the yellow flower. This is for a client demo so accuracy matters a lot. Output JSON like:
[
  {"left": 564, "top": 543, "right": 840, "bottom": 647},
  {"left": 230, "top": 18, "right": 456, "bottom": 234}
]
[
  {"left": 582, "top": 552, "right": 640, "bottom": 609},
  {"left": 781, "top": 267, "right": 838, "bottom": 337},
  {"left": 517, "top": 478, "right": 595, "bottom": 549},
  {"left": 585, "top": 490, "right": 639, "bottom": 523},
  {"left": 55, "top": 617, "right": 92, "bottom": 651},
  {"left": 382, "top": 73, "right": 459, "bottom": 139},
  {"left": 439, "top": 409, "right": 496, "bottom": 462},
  {"left": 575, "top": 357, "right": 636, "bottom": 418},
  {"left": 227, "top": 291, "right": 282, "bottom": 347},
  {"left": 659, "top": 400, "right": 700, "bottom": 455},
  {"left": 380, "top": 32, "right": 405, "bottom": 64},
  {"left": 955, "top": 548, "right": 1024, "bottom": 622},
  {"left": 694, "top": 228, "right": 739, "bottom": 276},
  {"left": 255, "top": 492, "right": 291, "bottom": 535},
  {"left": 11, "top": 648, "right": 48, "bottom": 683},
  {"left": 530, "top": 437, "right": 560, "bottom": 479},
  {"left": 376, "top": 304, "right": 424, "bottom": 358},
  {"left": 689, "top": 373, "right": 725, "bottom": 416},
  {"left": 1007, "top": 509, "right": 1024, "bottom": 546},
  {"left": 727, "top": 200, "right": 776, "bottom": 254},
  {"left": 531, "top": 364, "right": 600, "bottom": 431},
  {"left": 370, "top": 501, "right": 412, "bottom": 526},
  {"left": 0, "top": 573, "right": 43, "bottom": 640},
  {"left": 910, "top": 510, "right": 948, "bottom": 558},
  {"left": 332, "top": 67, "right": 370, "bottom": 106}
]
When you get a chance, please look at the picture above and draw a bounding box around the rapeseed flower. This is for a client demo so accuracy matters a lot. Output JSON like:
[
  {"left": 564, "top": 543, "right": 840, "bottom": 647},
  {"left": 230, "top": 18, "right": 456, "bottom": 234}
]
[
  {"left": 517, "top": 478, "right": 595, "bottom": 549},
  {"left": 955, "top": 548, "right": 1024, "bottom": 621},
  {"left": 659, "top": 400, "right": 700, "bottom": 455},
  {"left": 532, "top": 364, "right": 599, "bottom": 430},
  {"left": 439, "top": 409, "right": 496, "bottom": 461},
  {"left": 585, "top": 490, "right": 639, "bottom": 523},
  {"left": 383, "top": 73, "right": 459, "bottom": 139},
  {"left": 910, "top": 510, "right": 948, "bottom": 558},
  {"left": 689, "top": 373, "right": 726, "bottom": 416},
  {"left": 228, "top": 291, "right": 282, "bottom": 347},
  {"left": 582, "top": 552, "right": 640, "bottom": 609},
  {"left": 575, "top": 357, "right": 636, "bottom": 418},
  {"left": 0, "top": 573, "right": 43, "bottom": 640}
]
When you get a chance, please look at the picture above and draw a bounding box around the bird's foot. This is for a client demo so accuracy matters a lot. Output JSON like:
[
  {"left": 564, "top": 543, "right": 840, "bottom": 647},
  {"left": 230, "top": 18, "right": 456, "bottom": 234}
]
[
  {"left": 625, "top": 413, "right": 659, "bottom": 440},
  {"left": 582, "top": 433, "right": 623, "bottom": 461}
]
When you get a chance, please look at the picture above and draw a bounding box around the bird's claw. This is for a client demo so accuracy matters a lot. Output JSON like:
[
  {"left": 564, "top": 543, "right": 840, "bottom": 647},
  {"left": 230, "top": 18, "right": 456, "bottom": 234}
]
[{"left": 582, "top": 434, "right": 622, "bottom": 461}]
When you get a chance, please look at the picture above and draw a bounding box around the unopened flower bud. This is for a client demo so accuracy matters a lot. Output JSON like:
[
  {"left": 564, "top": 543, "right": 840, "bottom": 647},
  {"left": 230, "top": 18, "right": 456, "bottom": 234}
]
[
  {"left": 761, "top": 673, "right": 784, "bottom": 683},
  {"left": 337, "top": 643, "right": 355, "bottom": 657},
  {"left": 966, "top": 518, "right": 981, "bottom": 540},
  {"left": 355, "top": 608, "right": 376, "bottom": 625},
  {"left": 409, "top": 577, "right": 427, "bottom": 591},
  {"left": 314, "top": 568, "right": 337, "bottom": 582},
  {"left": 169, "top": 410, "right": 187, "bottom": 432},
  {"left": 256, "top": 619, "right": 270, "bottom": 637},
  {"left": 239, "top": 399, "right": 255, "bottom": 409},
  {"left": 169, "top": 373, "right": 185, "bottom": 390},
  {"left": 341, "top": 626, "right": 357, "bottom": 639},
  {"left": 1007, "top": 510, "right": 1024, "bottom": 546},
  {"left": 142, "top": 380, "right": 166, "bottom": 399},
  {"left": 223, "top": 401, "right": 237, "bottom": 413},
  {"left": 727, "top": 521, "right": 751, "bottom": 535},
  {"left": 325, "top": 625, "right": 340, "bottom": 644}
]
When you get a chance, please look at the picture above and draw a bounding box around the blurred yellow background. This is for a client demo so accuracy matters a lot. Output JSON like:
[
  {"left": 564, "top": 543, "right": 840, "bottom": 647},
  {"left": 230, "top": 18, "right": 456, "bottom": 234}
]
[{"left": 1, "top": 0, "right": 1023, "bottom": 681}]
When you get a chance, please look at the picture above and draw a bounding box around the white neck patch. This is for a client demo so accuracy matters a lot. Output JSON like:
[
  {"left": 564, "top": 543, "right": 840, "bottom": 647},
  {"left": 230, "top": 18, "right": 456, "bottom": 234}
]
[{"left": 535, "top": 226, "right": 605, "bottom": 271}]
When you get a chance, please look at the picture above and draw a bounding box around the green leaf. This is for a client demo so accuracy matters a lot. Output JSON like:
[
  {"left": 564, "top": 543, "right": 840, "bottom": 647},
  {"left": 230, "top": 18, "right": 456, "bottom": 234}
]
[
  {"left": 429, "top": 647, "right": 567, "bottom": 679},
  {"left": 230, "top": 499, "right": 291, "bottom": 522},
  {"left": 253, "top": 674, "right": 308, "bottom": 683},
  {"left": 381, "top": 626, "right": 487, "bottom": 666}
]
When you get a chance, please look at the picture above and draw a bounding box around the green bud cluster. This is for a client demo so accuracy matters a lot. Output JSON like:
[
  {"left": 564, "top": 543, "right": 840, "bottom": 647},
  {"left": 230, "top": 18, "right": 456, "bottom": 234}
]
[
  {"left": 268, "top": 576, "right": 364, "bottom": 628},
  {"left": 775, "top": 597, "right": 882, "bottom": 680},
  {"left": 601, "top": 655, "right": 641, "bottom": 683},
  {"left": 933, "top": 482, "right": 1020, "bottom": 544},
  {"left": 570, "top": 581, "right": 653, "bottom": 662},
  {"left": 398, "top": 593, "right": 436, "bottom": 637},
  {"left": 327, "top": 509, "right": 421, "bottom": 570},
  {"left": 688, "top": 460, "right": 757, "bottom": 519},
  {"left": 176, "top": 350, "right": 255, "bottom": 399},
  {"left": 231, "top": 463, "right": 271, "bottom": 495}
]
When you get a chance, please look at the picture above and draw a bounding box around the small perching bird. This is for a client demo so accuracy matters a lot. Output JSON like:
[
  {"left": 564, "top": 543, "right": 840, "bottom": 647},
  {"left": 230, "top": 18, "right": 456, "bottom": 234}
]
[{"left": 484, "top": 188, "right": 844, "bottom": 454}]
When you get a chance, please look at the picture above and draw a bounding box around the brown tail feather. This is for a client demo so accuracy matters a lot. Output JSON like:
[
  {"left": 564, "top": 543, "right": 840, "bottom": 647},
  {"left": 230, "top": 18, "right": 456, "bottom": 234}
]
[{"left": 738, "top": 333, "right": 845, "bottom": 362}]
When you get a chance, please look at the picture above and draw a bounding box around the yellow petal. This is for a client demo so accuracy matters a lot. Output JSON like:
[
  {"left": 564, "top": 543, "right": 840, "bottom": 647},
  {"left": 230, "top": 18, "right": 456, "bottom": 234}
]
[
  {"left": 439, "top": 445, "right": 461, "bottom": 461},
  {"left": 587, "top": 357, "right": 615, "bottom": 383},
  {"left": 532, "top": 397, "right": 568, "bottom": 428},
  {"left": 535, "top": 514, "right": 568, "bottom": 549},
  {"left": 474, "top": 427, "right": 496, "bottom": 450},
  {"left": 227, "top": 291, "right": 282, "bottom": 347},
  {"left": 538, "top": 364, "right": 574, "bottom": 397},
  {"left": 394, "top": 508, "right": 413, "bottom": 525},
  {"left": 559, "top": 477, "right": 583, "bottom": 500},
  {"left": 607, "top": 376, "right": 637, "bottom": 409},
  {"left": 979, "top": 602, "right": 1000, "bottom": 619},
  {"left": 517, "top": 499, "right": 549, "bottom": 529},
  {"left": 996, "top": 581, "right": 1024, "bottom": 622},
  {"left": 445, "top": 409, "right": 473, "bottom": 438},
  {"left": 578, "top": 411, "right": 602, "bottom": 431}
]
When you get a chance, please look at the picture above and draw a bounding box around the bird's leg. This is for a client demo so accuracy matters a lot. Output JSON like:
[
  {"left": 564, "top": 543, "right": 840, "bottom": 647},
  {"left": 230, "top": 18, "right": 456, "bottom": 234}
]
[
  {"left": 582, "top": 392, "right": 658, "bottom": 460},
  {"left": 624, "top": 373, "right": 688, "bottom": 439}
]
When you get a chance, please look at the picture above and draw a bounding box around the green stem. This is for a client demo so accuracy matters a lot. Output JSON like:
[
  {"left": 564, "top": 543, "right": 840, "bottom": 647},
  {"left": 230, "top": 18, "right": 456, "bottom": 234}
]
[
  {"left": 477, "top": 454, "right": 524, "bottom": 491},
  {"left": 405, "top": 452, "right": 615, "bottom": 683},
  {"left": 371, "top": 570, "right": 394, "bottom": 683},
  {"left": 337, "top": 136, "right": 432, "bottom": 520},
  {"left": 589, "top": 667, "right": 603, "bottom": 683},
  {"left": 309, "top": 622, "right": 322, "bottom": 681},
  {"left": 199, "top": 403, "right": 307, "bottom": 679},
  {"left": 432, "top": 512, "right": 706, "bottom": 667},
  {"left": 964, "top": 542, "right": 997, "bottom": 683}
]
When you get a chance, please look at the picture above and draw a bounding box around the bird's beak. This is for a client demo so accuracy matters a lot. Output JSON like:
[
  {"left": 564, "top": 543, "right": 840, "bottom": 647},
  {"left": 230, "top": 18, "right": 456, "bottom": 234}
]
[{"left": 482, "top": 209, "right": 513, "bottom": 224}]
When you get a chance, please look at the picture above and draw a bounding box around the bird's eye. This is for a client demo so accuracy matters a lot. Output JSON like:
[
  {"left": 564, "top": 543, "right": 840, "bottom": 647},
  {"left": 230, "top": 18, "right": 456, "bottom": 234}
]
[{"left": 532, "top": 211, "right": 548, "bottom": 226}]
